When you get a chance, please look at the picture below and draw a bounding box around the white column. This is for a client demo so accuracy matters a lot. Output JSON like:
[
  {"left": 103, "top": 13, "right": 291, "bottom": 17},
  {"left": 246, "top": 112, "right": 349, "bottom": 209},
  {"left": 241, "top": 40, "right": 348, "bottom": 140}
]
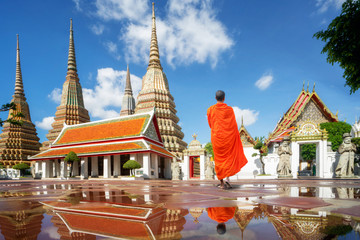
[
  {"left": 113, "top": 155, "right": 120, "bottom": 177},
  {"left": 153, "top": 154, "right": 159, "bottom": 178},
  {"left": 183, "top": 155, "right": 189, "bottom": 180},
  {"left": 142, "top": 153, "right": 150, "bottom": 178},
  {"left": 73, "top": 161, "right": 79, "bottom": 176},
  {"left": 318, "top": 141, "right": 326, "bottom": 178},
  {"left": 200, "top": 155, "right": 205, "bottom": 180},
  {"left": 80, "top": 158, "right": 88, "bottom": 179},
  {"left": 291, "top": 142, "right": 299, "bottom": 179},
  {"left": 52, "top": 160, "right": 57, "bottom": 177},
  {"left": 48, "top": 161, "right": 54, "bottom": 178},
  {"left": 35, "top": 161, "right": 40, "bottom": 174},
  {"left": 91, "top": 157, "right": 98, "bottom": 177},
  {"left": 42, "top": 161, "right": 48, "bottom": 179},
  {"left": 103, "top": 156, "right": 111, "bottom": 178},
  {"left": 55, "top": 159, "right": 60, "bottom": 177},
  {"left": 60, "top": 160, "right": 66, "bottom": 179},
  {"left": 130, "top": 154, "right": 136, "bottom": 161}
]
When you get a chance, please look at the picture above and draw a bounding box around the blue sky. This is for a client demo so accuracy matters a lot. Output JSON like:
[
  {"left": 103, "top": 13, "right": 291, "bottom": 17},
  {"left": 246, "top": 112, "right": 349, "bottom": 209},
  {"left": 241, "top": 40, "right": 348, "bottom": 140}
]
[{"left": 0, "top": 0, "right": 359, "bottom": 146}]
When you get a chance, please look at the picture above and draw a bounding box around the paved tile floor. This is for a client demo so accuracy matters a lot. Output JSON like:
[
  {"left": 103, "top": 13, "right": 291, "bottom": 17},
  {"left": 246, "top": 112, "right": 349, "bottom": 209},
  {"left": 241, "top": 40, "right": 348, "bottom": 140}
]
[{"left": 0, "top": 178, "right": 359, "bottom": 239}]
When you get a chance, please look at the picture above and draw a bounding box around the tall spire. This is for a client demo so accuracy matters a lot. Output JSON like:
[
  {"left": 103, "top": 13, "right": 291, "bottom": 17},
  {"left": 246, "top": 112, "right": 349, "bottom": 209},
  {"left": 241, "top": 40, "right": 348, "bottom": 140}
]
[
  {"left": 15, "top": 34, "right": 24, "bottom": 97},
  {"left": 120, "top": 65, "right": 135, "bottom": 116},
  {"left": 135, "top": 2, "right": 187, "bottom": 157},
  {"left": 125, "top": 65, "right": 133, "bottom": 94},
  {"left": 67, "top": 18, "right": 77, "bottom": 72},
  {"left": 148, "top": 2, "right": 162, "bottom": 70},
  {"left": 0, "top": 35, "right": 41, "bottom": 166},
  {"left": 42, "top": 19, "right": 90, "bottom": 150}
]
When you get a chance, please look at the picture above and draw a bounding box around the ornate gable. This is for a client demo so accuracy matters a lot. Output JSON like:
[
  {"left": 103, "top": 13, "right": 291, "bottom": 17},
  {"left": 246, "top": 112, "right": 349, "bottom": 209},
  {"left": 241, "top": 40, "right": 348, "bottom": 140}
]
[
  {"left": 239, "top": 117, "right": 255, "bottom": 147},
  {"left": 268, "top": 84, "right": 337, "bottom": 143},
  {"left": 293, "top": 99, "right": 328, "bottom": 126}
]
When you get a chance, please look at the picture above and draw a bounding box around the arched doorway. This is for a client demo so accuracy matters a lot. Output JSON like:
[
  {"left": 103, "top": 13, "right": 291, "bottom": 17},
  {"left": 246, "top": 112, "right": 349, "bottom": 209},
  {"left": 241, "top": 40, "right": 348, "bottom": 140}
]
[{"left": 290, "top": 121, "right": 328, "bottom": 178}]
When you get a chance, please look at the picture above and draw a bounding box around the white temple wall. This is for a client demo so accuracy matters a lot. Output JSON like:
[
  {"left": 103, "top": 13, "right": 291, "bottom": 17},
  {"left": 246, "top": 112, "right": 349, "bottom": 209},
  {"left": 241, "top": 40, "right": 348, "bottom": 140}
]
[{"left": 232, "top": 147, "right": 266, "bottom": 179}]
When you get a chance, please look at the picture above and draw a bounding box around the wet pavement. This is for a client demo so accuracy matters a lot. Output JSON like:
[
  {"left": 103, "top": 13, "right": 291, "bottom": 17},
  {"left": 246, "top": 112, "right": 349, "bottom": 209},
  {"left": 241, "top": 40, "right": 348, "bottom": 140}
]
[{"left": 0, "top": 178, "right": 360, "bottom": 239}]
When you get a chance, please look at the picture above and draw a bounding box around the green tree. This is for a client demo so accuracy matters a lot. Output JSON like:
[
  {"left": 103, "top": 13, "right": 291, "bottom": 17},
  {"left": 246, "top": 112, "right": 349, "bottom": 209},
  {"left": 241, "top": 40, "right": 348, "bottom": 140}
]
[
  {"left": 13, "top": 163, "right": 30, "bottom": 176},
  {"left": 123, "top": 160, "right": 141, "bottom": 176},
  {"left": 301, "top": 144, "right": 317, "bottom": 161},
  {"left": 351, "top": 137, "right": 360, "bottom": 154},
  {"left": 64, "top": 151, "right": 79, "bottom": 177},
  {"left": 252, "top": 136, "right": 268, "bottom": 174},
  {"left": 313, "top": 0, "right": 360, "bottom": 94},
  {"left": 204, "top": 142, "right": 213, "bottom": 157},
  {"left": 320, "top": 122, "right": 352, "bottom": 151},
  {"left": 0, "top": 102, "right": 24, "bottom": 126}
]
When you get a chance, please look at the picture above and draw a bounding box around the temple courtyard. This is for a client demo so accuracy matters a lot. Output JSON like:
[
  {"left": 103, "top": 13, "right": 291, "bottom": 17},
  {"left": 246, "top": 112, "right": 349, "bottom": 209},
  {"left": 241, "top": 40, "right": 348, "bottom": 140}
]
[{"left": 0, "top": 178, "right": 359, "bottom": 239}]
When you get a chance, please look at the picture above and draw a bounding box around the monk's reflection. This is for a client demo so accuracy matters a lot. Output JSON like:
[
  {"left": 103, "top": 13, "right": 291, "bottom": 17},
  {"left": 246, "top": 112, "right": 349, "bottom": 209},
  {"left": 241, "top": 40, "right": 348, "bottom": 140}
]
[{"left": 207, "top": 207, "right": 236, "bottom": 235}]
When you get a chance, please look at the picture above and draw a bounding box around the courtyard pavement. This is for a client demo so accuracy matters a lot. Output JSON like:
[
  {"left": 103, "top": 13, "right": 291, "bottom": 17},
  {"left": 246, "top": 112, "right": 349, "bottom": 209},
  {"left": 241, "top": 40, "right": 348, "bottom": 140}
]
[{"left": 0, "top": 178, "right": 359, "bottom": 239}]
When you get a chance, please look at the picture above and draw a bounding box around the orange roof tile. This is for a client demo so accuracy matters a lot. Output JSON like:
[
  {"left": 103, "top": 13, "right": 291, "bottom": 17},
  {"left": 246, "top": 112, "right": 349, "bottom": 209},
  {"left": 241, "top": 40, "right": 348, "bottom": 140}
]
[
  {"left": 54, "top": 115, "right": 149, "bottom": 146},
  {"left": 59, "top": 213, "right": 152, "bottom": 239},
  {"left": 149, "top": 143, "right": 174, "bottom": 158}
]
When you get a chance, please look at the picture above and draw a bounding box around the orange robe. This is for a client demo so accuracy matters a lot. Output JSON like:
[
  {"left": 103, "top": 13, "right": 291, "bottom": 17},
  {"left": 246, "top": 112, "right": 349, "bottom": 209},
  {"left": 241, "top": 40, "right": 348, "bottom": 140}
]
[
  {"left": 207, "top": 102, "right": 247, "bottom": 180},
  {"left": 208, "top": 207, "right": 236, "bottom": 223}
]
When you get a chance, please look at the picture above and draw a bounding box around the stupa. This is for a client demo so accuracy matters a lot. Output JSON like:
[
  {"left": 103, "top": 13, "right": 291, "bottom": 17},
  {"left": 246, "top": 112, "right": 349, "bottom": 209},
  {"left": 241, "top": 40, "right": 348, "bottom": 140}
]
[
  {"left": 135, "top": 3, "right": 187, "bottom": 157},
  {"left": 42, "top": 19, "right": 90, "bottom": 149},
  {"left": 120, "top": 65, "right": 135, "bottom": 116},
  {"left": 0, "top": 35, "right": 41, "bottom": 167}
]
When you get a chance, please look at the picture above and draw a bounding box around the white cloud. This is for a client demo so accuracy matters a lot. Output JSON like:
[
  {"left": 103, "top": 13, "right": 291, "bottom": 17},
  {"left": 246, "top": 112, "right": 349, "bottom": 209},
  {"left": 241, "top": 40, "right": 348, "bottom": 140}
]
[
  {"left": 95, "top": 0, "right": 149, "bottom": 22},
  {"left": 42, "top": 226, "right": 61, "bottom": 239},
  {"left": 104, "top": 41, "right": 121, "bottom": 60},
  {"left": 255, "top": 73, "right": 273, "bottom": 90},
  {"left": 36, "top": 116, "right": 55, "bottom": 130},
  {"left": 48, "top": 88, "right": 62, "bottom": 104},
  {"left": 83, "top": 67, "right": 142, "bottom": 119},
  {"left": 96, "top": 0, "right": 233, "bottom": 68},
  {"left": 232, "top": 107, "right": 259, "bottom": 127},
  {"left": 91, "top": 24, "right": 105, "bottom": 35},
  {"left": 72, "top": 0, "right": 82, "bottom": 11},
  {"left": 315, "top": 0, "right": 345, "bottom": 13}
]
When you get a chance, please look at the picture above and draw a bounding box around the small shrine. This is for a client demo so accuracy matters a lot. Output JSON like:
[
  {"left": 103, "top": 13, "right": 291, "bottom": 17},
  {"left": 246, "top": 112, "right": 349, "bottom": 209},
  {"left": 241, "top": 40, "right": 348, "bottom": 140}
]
[{"left": 182, "top": 134, "right": 208, "bottom": 180}]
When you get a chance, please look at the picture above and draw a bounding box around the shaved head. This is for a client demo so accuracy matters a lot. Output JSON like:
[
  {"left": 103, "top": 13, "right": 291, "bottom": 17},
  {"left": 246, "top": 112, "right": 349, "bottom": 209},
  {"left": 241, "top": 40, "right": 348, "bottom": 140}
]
[{"left": 216, "top": 90, "right": 225, "bottom": 101}]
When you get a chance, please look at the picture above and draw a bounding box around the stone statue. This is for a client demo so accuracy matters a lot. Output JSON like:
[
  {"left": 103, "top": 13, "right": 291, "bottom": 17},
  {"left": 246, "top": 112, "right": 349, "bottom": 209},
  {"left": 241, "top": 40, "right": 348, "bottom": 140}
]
[
  {"left": 205, "top": 157, "right": 215, "bottom": 180},
  {"left": 335, "top": 133, "right": 356, "bottom": 178},
  {"left": 277, "top": 137, "right": 292, "bottom": 177},
  {"left": 171, "top": 159, "right": 181, "bottom": 180}
]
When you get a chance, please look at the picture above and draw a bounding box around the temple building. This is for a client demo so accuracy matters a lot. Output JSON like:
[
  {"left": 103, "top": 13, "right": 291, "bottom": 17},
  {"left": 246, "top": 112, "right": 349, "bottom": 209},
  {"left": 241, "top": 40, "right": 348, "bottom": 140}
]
[
  {"left": 30, "top": 110, "right": 174, "bottom": 179},
  {"left": 0, "top": 35, "right": 41, "bottom": 167},
  {"left": 120, "top": 65, "right": 136, "bottom": 116},
  {"left": 135, "top": 3, "right": 187, "bottom": 158},
  {"left": 264, "top": 83, "right": 338, "bottom": 178},
  {"left": 42, "top": 19, "right": 90, "bottom": 150}
]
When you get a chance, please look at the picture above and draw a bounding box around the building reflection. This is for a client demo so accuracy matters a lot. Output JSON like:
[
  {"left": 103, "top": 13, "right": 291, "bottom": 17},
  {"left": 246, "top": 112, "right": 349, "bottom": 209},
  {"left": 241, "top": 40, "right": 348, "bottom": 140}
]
[
  {"left": 0, "top": 201, "right": 45, "bottom": 240},
  {"left": 233, "top": 202, "right": 359, "bottom": 240},
  {"left": 41, "top": 187, "right": 188, "bottom": 240}
]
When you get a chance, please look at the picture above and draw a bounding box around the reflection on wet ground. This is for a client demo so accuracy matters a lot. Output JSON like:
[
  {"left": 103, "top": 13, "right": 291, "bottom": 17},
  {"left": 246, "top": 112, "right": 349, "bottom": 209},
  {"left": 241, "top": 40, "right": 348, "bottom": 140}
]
[{"left": 0, "top": 179, "right": 360, "bottom": 239}]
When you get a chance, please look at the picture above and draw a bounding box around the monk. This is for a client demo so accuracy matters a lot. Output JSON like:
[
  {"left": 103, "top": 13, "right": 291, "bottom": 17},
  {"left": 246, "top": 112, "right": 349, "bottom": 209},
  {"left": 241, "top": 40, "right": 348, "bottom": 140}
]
[
  {"left": 208, "top": 207, "right": 236, "bottom": 235},
  {"left": 207, "top": 90, "right": 248, "bottom": 189}
]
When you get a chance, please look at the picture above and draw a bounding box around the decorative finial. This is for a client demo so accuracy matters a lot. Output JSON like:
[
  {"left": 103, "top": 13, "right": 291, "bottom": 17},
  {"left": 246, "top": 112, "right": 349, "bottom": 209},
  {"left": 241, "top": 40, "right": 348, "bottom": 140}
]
[
  {"left": 312, "top": 82, "right": 316, "bottom": 92},
  {"left": 302, "top": 81, "right": 305, "bottom": 91},
  {"left": 192, "top": 133, "right": 197, "bottom": 140},
  {"left": 306, "top": 82, "right": 309, "bottom": 92},
  {"left": 15, "top": 34, "right": 24, "bottom": 97},
  {"left": 148, "top": 2, "right": 162, "bottom": 70},
  {"left": 241, "top": 116, "right": 244, "bottom": 126},
  {"left": 336, "top": 110, "right": 338, "bottom": 117},
  {"left": 67, "top": 18, "right": 77, "bottom": 72}
]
